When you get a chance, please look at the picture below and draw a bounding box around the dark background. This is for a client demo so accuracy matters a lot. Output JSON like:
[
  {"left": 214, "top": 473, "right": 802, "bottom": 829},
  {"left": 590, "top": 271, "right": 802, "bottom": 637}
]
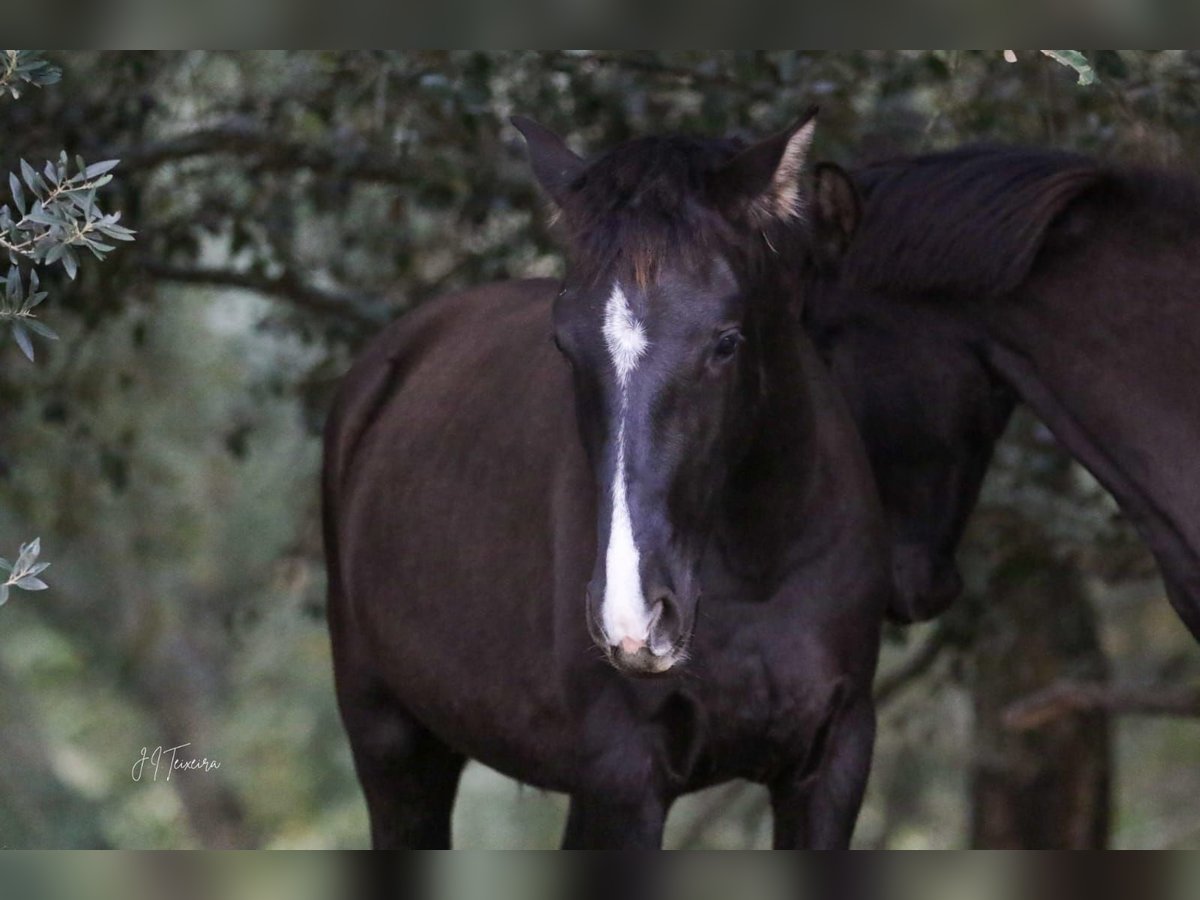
[{"left": 0, "top": 50, "right": 1197, "bottom": 848}]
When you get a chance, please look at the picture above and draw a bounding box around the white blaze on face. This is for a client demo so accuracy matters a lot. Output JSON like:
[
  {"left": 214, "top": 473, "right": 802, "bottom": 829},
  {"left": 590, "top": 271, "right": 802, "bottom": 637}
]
[{"left": 600, "top": 282, "right": 650, "bottom": 647}]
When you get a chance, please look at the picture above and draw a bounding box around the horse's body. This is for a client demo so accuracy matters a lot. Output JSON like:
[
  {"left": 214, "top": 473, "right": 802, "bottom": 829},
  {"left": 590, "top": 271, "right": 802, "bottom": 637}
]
[
  {"left": 325, "top": 278, "right": 886, "bottom": 848},
  {"left": 808, "top": 146, "right": 1200, "bottom": 638},
  {"left": 325, "top": 116, "right": 891, "bottom": 849}
]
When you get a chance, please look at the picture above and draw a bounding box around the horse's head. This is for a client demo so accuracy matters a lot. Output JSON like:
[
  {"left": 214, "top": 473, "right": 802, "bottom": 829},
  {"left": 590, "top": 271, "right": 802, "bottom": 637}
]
[
  {"left": 515, "top": 112, "right": 820, "bottom": 675},
  {"left": 805, "top": 163, "right": 1016, "bottom": 622}
]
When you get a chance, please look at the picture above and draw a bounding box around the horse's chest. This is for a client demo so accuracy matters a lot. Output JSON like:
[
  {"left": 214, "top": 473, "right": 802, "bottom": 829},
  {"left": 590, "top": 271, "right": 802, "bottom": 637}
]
[{"left": 682, "top": 637, "right": 819, "bottom": 784}]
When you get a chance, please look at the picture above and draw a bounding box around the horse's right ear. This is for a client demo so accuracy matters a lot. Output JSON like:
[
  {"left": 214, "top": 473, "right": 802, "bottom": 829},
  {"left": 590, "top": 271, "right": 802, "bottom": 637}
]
[
  {"left": 511, "top": 116, "right": 585, "bottom": 208},
  {"left": 811, "top": 162, "right": 861, "bottom": 267}
]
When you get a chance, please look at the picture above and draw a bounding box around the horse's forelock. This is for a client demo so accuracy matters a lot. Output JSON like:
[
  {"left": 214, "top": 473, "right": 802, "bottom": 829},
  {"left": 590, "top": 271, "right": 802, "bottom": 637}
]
[{"left": 557, "top": 135, "right": 791, "bottom": 289}]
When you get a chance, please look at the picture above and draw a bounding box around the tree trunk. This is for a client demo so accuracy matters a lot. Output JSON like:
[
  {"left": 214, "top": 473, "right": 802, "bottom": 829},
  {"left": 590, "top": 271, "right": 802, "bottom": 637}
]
[
  {"left": 969, "top": 537, "right": 1111, "bottom": 848},
  {"left": 129, "top": 628, "right": 258, "bottom": 848}
]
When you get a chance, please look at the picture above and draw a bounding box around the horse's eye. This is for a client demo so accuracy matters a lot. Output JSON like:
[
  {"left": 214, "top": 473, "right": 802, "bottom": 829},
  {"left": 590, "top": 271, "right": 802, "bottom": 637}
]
[{"left": 713, "top": 330, "right": 743, "bottom": 361}]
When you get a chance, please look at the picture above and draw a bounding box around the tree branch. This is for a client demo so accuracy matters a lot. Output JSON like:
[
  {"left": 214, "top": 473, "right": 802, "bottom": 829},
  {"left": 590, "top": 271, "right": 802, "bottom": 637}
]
[
  {"left": 1004, "top": 680, "right": 1200, "bottom": 732},
  {"left": 139, "top": 258, "right": 387, "bottom": 332},
  {"left": 111, "top": 117, "right": 422, "bottom": 187}
]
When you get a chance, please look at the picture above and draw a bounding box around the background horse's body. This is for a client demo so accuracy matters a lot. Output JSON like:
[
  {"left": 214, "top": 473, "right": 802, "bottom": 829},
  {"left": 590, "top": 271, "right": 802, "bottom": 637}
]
[
  {"left": 325, "top": 277, "right": 887, "bottom": 848},
  {"left": 809, "top": 146, "right": 1200, "bottom": 639}
]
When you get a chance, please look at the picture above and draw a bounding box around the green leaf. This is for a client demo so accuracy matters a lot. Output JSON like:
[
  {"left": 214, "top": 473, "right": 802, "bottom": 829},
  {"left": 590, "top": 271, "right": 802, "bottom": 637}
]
[
  {"left": 19, "top": 159, "right": 37, "bottom": 192},
  {"left": 0, "top": 583, "right": 9, "bottom": 607},
  {"left": 15, "top": 576, "right": 47, "bottom": 591},
  {"left": 11, "top": 321, "right": 33, "bottom": 360},
  {"left": 62, "top": 249, "right": 77, "bottom": 280},
  {"left": 23, "top": 318, "right": 58, "bottom": 340},
  {"left": 24, "top": 207, "right": 59, "bottom": 226},
  {"left": 16, "top": 538, "right": 40, "bottom": 569},
  {"left": 0, "top": 558, "right": 11, "bottom": 572},
  {"left": 1040, "top": 50, "right": 1098, "bottom": 86},
  {"left": 44, "top": 242, "right": 66, "bottom": 265},
  {"left": 9, "top": 171, "right": 25, "bottom": 215},
  {"left": 83, "top": 159, "right": 120, "bottom": 179}
]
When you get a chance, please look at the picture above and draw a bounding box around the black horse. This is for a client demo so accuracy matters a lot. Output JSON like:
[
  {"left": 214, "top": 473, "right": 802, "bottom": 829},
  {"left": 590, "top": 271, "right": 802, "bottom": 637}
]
[
  {"left": 806, "top": 145, "right": 1200, "bottom": 638},
  {"left": 323, "top": 111, "right": 891, "bottom": 848}
]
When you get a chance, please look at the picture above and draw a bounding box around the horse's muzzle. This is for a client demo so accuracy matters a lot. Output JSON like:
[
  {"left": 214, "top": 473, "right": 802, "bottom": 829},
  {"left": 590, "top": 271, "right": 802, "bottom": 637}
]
[
  {"left": 585, "top": 582, "right": 690, "bottom": 676},
  {"left": 609, "top": 639, "right": 680, "bottom": 677}
]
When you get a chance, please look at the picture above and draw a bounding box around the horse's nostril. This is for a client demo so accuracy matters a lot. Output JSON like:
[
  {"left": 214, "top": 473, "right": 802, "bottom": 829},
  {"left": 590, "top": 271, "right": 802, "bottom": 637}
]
[{"left": 648, "top": 588, "right": 682, "bottom": 641}]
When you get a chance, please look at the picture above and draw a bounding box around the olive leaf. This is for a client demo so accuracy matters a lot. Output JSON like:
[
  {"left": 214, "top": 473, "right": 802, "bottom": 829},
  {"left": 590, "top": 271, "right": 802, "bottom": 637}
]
[
  {"left": 0, "top": 50, "right": 61, "bottom": 101},
  {"left": 0, "top": 537, "right": 50, "bottom": 606},
  {"left": 0, "top": 146, "right": 131, "bottom": 359}
]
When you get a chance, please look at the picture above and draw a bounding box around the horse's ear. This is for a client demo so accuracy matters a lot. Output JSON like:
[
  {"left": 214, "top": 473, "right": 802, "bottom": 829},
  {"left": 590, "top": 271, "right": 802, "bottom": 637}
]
[
  {"left": 712, "top": 106, "right": 818, "bottom": 224},
  {"left": 511, "top": 116, "right": 585, "bottom": 208},
  {"left": 811, "top": 161, "right": 861, "bottom": 266}
]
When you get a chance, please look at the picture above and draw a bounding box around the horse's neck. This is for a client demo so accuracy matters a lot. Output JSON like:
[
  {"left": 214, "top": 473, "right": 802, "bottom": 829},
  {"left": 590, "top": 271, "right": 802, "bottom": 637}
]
[
  {"left": 717, "top": 323, "right": 882, "bottom": 585},
  {"left": 982, "top": 271, "right": 1200, "bottom": 635}
]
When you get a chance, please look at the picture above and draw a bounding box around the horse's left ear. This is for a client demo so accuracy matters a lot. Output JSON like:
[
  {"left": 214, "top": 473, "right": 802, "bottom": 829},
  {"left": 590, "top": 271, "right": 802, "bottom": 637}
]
[
  {"left": 712, "top": 106, "right": 818, "bottom": 224},
  {"left": 511, "top": 116, "right": 585, "bottom": 208}
]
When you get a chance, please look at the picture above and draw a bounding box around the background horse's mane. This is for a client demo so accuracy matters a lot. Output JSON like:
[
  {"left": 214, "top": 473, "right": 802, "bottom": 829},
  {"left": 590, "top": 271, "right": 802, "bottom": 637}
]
[
  {"left": 843, "top": 145, "right": 1108, "bottom": 300},
  {"left": 560, "top": 135, "right": 800, "bottom": 288}
]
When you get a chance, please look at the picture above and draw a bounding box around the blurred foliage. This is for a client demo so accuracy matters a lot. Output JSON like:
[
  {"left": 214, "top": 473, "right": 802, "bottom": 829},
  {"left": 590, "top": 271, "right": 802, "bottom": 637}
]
[{"left": 0, "top": 51, "right": 1197, "bottom": 848}]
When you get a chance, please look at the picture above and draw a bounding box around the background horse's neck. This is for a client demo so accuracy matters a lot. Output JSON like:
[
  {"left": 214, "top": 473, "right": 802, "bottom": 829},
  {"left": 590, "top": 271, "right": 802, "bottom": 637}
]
[{"left": 983, "top": 258, "right": 1200, "bottom": 641}]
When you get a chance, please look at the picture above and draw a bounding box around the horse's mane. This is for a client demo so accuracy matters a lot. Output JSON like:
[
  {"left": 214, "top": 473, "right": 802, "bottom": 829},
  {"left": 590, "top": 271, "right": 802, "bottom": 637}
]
[
  {"left": 559, "top": 135, "right": 797, "bottom": 287},
  {"left": 843, "top": 145, "right": 1107, "bottom": 299}
]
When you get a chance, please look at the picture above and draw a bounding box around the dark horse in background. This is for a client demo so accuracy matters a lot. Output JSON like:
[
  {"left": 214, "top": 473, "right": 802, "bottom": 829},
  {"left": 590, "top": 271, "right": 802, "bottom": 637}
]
[
  {"left": 806, "top": 146, "right": 1200, "bottom": 639},
  {"left": 323, "top": 111, "right": 891, "bottom": 848}
]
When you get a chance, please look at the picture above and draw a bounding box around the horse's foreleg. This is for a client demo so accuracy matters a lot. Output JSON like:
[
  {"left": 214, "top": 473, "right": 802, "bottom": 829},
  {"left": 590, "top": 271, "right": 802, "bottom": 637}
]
[
  {"left": 561, "top": 793, "right": 669, "bottom": 849},
  {"left": 770, "top": 692, "right": 876, "bottom": 849},
  {"left": 340, "top": 691, "right": 466, "bottom": 849}
]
